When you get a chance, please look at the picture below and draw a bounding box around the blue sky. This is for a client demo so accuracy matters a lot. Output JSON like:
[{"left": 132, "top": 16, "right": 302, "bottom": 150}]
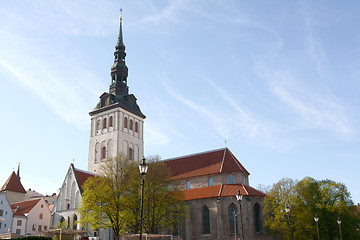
[{"left": 1, "top": 1, "right": 359, "bottom": 204}]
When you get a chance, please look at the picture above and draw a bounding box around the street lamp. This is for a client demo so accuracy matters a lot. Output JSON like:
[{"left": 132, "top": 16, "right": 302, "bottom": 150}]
[
  {"left": 337, "top": 217, "right": 343, "bottom": 240},
  {"left": 285, "top": 205, "right": 293, "bottom": 240},
  {"left": 96, "top": 200, "right": 108, "bottom": 240},
  {"left": 314, "top": 214, "right": 320, "bottom": 240},
  {"left": 236, "top": 189, "right": 244, "bottom": 240},
  {"left": 139, "top": 157, "right": 148, "bottom": 240}
]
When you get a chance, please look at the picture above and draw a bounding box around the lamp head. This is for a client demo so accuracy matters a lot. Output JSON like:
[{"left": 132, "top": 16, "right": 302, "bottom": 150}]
[
  {"left": 314, "top": 214, "right": 319, "bottom": 222},
  {"left": 236, "top": 189, "right": 243, "bottom": 202},
  {"left": 139, "top": 157, "right": 148, "bottom": 175},
  {"left": 285, "top": 205, "right": 291, "bottom": 213}
]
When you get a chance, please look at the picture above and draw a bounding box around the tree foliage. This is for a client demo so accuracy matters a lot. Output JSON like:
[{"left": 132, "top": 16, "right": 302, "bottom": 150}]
[
  {"left": 78, "top": 153, "right": 185, "bottom": 239},
  {"left": 264, "top": 177, "right": 360, "bottom": 240}
]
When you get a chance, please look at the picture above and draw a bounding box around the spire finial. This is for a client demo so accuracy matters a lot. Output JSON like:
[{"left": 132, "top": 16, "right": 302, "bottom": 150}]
[
  {"left": 17, "top": 162, "right": 21, "bottom": 180},
  {"left": 120, "top": 8, "right": 123, "bottom": 22}
]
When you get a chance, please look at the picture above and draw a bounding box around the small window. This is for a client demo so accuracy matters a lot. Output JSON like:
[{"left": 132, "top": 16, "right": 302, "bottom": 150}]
[
  {"left": 16, "top": 229, "right": 21, "bottom": 234},
  {"left": 202, "top": 205, "right": 210, "bottom": 234},
  {"left": 135, "top": 122, "right": 138, "bottom": 133},
  {"left": 208, "top": 177, "right": 214, "bottom": 186},
  {"left": 44, "top": 226, "right": 48, "bottom": 230},
  {"left": 17, "top": 220, "right": 22, "bottom": 226},
  {"left": 129, "top": 147, "right": 133, "bottom": 161},
  {"left": 73, "top": 215, "right": 78, "bottom": 230},
  {"left": 41, "top": 204, "right": 44, "bottom": 208},
  {"left": 109, "top": 116, "right": 113, "bottom": 127},
  {"left": 0, "top": 210, "right": 3, "bottom": 216},
  {"left": 38, "top": 225, "right": 42, "bottom": 231},
  {"left": 229, "top": 175, "right": 234, "bottom": 184},
  {"left": 39, "top": 213, "right": 43, "bottom": 219},
  {"left": 101, "top": 146, "right": 106, "bottom": 159},
  {"left": 124, "top": 117, "right": 128, "bottom": 128},
  {"left": 97, "top": 120, "right": 100, "bottom": 130},
  {"left": 32, "top": 225, "right": 36, "bottom": 231},
  {"left": 103, "top": 118, "right": 107, "bottom": 129},
  {"left": 186, "top": 181, "right": 191, "bottom": 189},
  {"left": 130, "top": 119, "right": 133, "bottom": 130}
]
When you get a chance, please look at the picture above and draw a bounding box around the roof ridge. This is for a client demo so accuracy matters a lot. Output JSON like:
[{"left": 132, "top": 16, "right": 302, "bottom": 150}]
[
  {"left": 218, "top": 184, "right": 224, "bottom": 197},
  {"left": 163, "top": 147, "right": 226, "bottom": 162},
  {"left": 219, "top": 148, "right": 227, "bottom": 172},
  {"left": 242, "top": 184, "right": 249, "bottom": 195}
]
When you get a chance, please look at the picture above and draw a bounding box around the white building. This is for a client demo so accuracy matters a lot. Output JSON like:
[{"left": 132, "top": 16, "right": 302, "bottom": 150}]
[
  {"left": 10, "top": 198, "right": 51, "bottom": 236},
  {"left": 88, "top": 15, "right": 145, "bottom": 174},
  {"left": 0, "top": 192, "right": 13, "bottom": 234},
  {"left": 52, "top": 164, "right": 95, "bottom": 231}
]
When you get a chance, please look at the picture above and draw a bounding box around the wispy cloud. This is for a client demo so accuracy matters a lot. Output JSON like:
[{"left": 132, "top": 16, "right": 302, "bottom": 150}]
[
  {"left": 134, "top": 0, "right": 186, "bottom": 25},
  {"left": 301, "top": 2, "right": 326, "bottom": 75},
  {"left": 268, "top": 72, "right": 353, "bottom": 137}
]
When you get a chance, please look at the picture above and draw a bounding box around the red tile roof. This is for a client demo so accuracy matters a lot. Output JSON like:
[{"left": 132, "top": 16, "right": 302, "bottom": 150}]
[
  {"left": 182, "top": 184, "right": 265, "bottom": 201},
  {"left": 74, "top": 168, "right": 96, "bottom": 191},
  {"left": 11, "top": 198, "right": 41, "bottom": 215},
  {"left": 0, "top": 171, "right": 26, "bottom": 194},
  {"left": 164, "top": 148, "right": 250, "bottom": 180}
]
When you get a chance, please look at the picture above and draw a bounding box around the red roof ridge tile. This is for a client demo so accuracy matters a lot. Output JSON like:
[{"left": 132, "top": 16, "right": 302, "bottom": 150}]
[{"left": 164, "top": 148, "right": 227, "bottom": 162}]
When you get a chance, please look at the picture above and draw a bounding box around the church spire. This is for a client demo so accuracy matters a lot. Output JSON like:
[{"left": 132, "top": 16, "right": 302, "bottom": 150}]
[
  {"left": 17, "top": 162, "right": 21, "bottom": 180},
  {"left": 110, "top": 9, "right": 129, "bottom": 96}
]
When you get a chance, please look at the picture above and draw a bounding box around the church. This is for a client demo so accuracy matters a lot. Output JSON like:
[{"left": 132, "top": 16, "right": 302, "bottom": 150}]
[{"left": 52, "top": 12, "right": 270, "bottom": 240}]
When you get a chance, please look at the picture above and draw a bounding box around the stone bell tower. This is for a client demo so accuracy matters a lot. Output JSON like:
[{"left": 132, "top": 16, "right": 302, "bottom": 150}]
[{"left": 88, "top": 11, "right": 145, "bottom": 173}]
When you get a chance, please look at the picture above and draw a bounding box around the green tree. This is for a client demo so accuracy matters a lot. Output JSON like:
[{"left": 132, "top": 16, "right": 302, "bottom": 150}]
[
  {"left": 79, "top": 153, "right": 185, "bottom": 238},
  {"left": 78, "top": 153, "right": 136, "bottom": 240},
  {"left": 120, "top": 155, "right": 186, "bottom": 235},
  {"left": 264, "top": 177, "right": 360, "bottom": 240}
]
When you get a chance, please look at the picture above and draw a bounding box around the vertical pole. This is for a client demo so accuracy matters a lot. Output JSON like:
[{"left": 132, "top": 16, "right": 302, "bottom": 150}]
[
  {"left": 140, "top": 177, "right": 145, "bottom": 240},
  {"left": 315, "top": 221, "right": 320, "bottom": 240},
  {"left": 234, "top": 210, "right": 236, "bottom": 240},
  {"left": 338, "top": 222, "right": 343, "bottom": 240},
  {"left": 99, "top": 200, "right": 101, "bottom": 240},
  {"left": 287, "top": 213, "right": 293, "bottom": 240},
  {"left": 239, "top": 203, "right": 244, "bottom": 240}
]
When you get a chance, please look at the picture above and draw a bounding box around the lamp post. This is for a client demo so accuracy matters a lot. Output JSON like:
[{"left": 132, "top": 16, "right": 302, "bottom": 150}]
[
  {"left": 139, "top": 157, "right": 148, "bottom": 240},
  {"left": 233, "top": 210, "right": 237, "bottom": 240},
  {"left": 314, "top": 214, "right": 320, "bottom": 240},
  {"left": 236, "top": 189, "right": 244, "bottom": 240},
  {"left": 96, "top": 200, "right": 108, "bottom": 240},
  {"left": 337, "top": 217, "right": 343, "bottom": 240},
  {"left": 285, "top": 205, "right": 293, "bottom": 240}
]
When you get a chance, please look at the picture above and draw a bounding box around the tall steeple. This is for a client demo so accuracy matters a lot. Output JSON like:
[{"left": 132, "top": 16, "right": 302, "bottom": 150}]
[{"left": 110, "top": 9, "right": 129, "bottom": 96}]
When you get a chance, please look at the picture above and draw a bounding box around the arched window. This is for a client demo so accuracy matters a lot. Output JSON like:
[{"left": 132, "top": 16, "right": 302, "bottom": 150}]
[
  {"left": 186, "top": 181, "right": 191, "bottom": 189},
  {"left": 103, "top": 118, "right": 107, "bottom": 129},
  {"left": 95, "top": 142, "right": 100, "bottom": 163},
  {"left": 109, "top": 116, "right": 113, "bottom": 127},
  {"left": 59, "top": 216, "right": 65, "bottom": 225},
  {"left": 202, "top": 205, "right": 210, "bottom": 234},
  {"left": 229, "top": 175, "right": 234, "bottom": 184},
  {"left": 130, "top": 119, "right": 133, "bottom": 130},
  {"left": 135, "top": 122, "right": 138, "bottom": 133},
  {"left": 228, "top": 203, "right": 238, "bottom": 233},
  {"left": 101, "top": 146, "right": 106, "bottom": 159},
  {"left": 96, "top": 120, "right": 100, "bottom": 131},
  {"left": 124, "top": 117, "right": 128, "bottom": 128},
  {"left": 129, "top": 147, "right": 133, "bottom": 160},
  {"left": 208, "top": 177, "right": 214, "bottom": 186},
  {"left": 73, "top": 215, "right": 78, "bottom": 230},
  {"left": 254, "top": 203, "right": 261, "bottom": 232}
]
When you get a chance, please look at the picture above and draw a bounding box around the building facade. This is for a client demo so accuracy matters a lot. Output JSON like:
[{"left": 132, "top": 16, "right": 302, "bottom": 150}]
[
  {"left": 0, "top": 192, "right": 13, "bottom": 234},
  {"left": 164, "top": 148, "right": 270, "bottom": 240},
  {"left": 88, "top": 14, "right": 145, "bottom": 174}
]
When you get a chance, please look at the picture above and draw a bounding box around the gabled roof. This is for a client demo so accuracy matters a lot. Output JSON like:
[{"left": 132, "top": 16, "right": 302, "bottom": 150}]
[
  {"left": 0, "top": 171, "right": 26, "bottom": 194},
  {"left": 11, "top": 198, "right": 41, "bottom": 215},
  {"left": 182, "top": 184, "right": 265, "bottom": 201},
  {"left": 72, "top": 165, "right": 96, "bottom": 193},
  {"left": 164, "top": 148, "right": 250, "bottom": 180}
]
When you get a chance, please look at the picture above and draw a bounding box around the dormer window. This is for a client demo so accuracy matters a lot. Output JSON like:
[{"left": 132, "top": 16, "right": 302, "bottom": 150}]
[
  {"left": 186, "top": 181, "right": 191, "bottom": 189},
  {"left": 208, "top": 177, "right": 214, "bottom": 186}
]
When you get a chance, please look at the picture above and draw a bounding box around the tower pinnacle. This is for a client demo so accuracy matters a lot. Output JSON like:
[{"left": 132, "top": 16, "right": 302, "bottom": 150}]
[{"left": 110, "top": 9, "right": 128, "bottom": 96}]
